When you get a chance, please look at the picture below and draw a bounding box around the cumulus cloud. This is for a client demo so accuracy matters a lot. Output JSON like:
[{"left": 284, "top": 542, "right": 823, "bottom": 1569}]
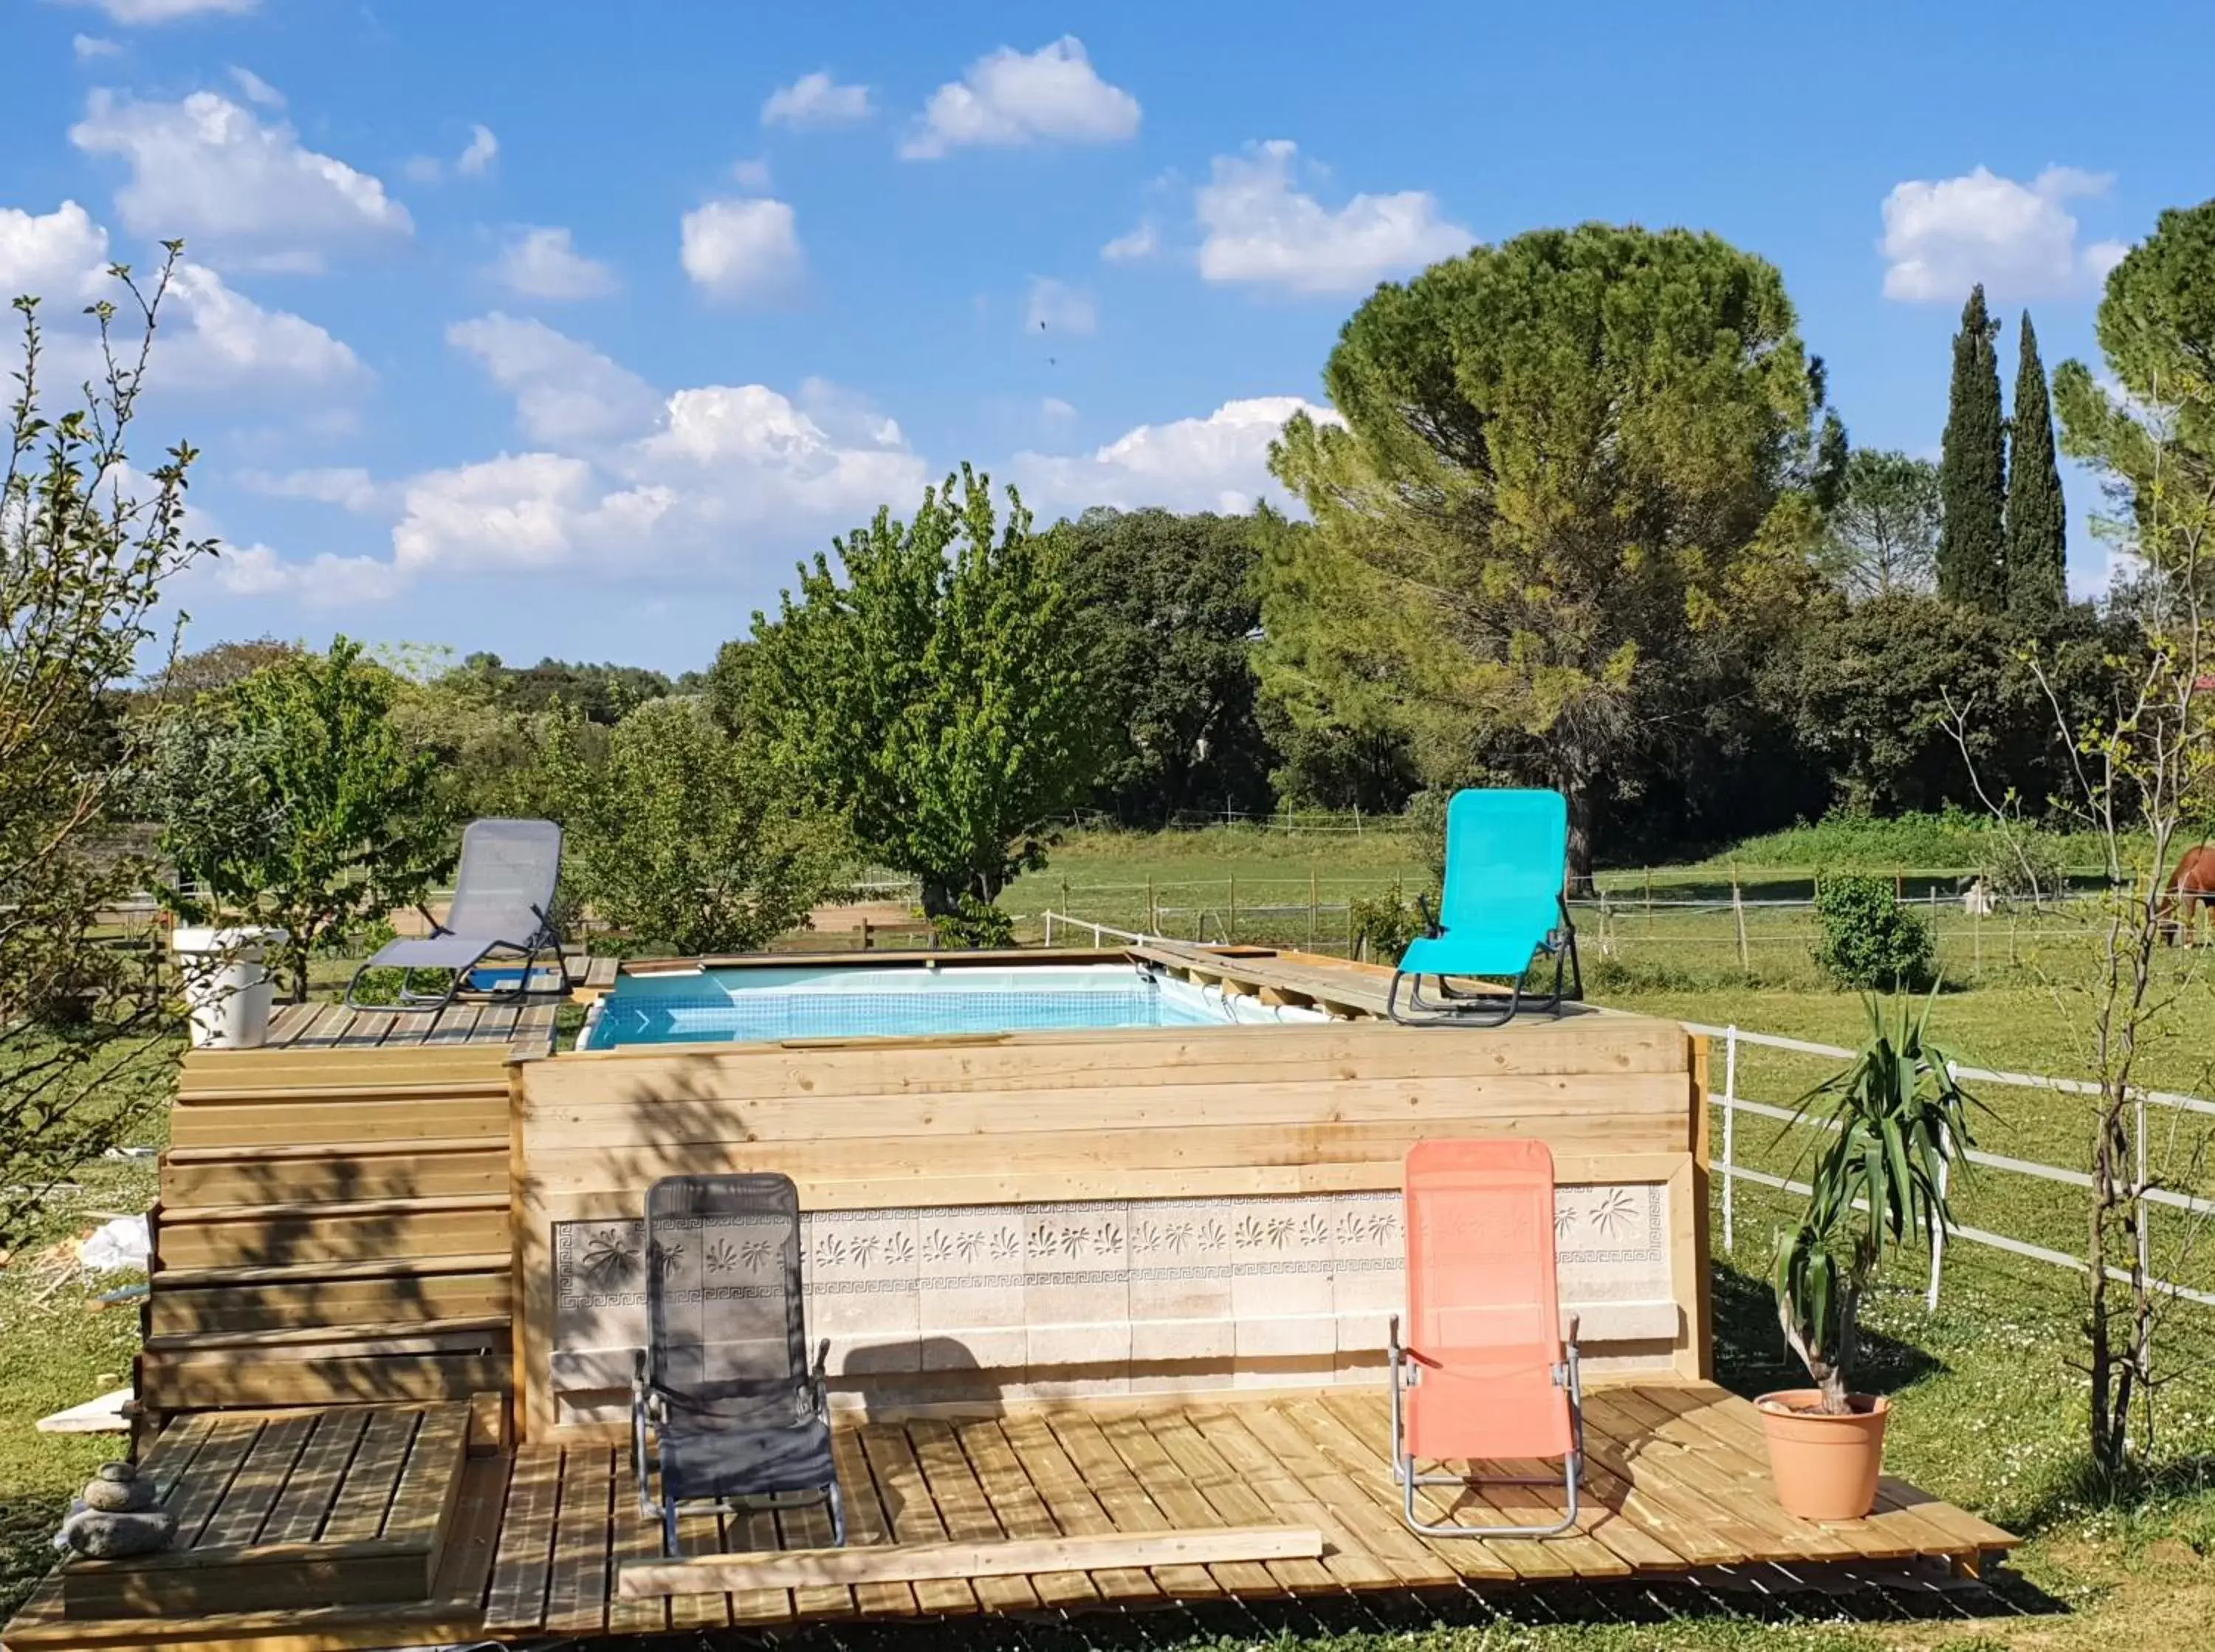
[
  {"left": 488, "top": 225, "right": 617, "bottom": 300},
  {"left": 215, "top": 543, "right": 406, "bottom": 606},
  {"left": 447, "top": 313, "right": 657, "bottom": 446},
  {"left": 729, "top": 157, "right": 773, "bottom": 191},
  {"left": 1196, "top": 141, "right": 1469, "bottom": 295},
  {"left": 69, "top": 89, "right": 411, "bottom": 271},
  {"left": 1024, "top": 276, "right": 1096, "bottom": 335},
  {"left": 1101, "top": 221, "right": 1158, "bottom": 263},
  {"left": 0, "top": 201, "right": 360, "bottom": 393},
  {"left": 1881, "top": 165, "right": 2129, "bottom": 303},
  {"left": 1014, "top": 395, "right": 1340, "bottom": 515},
  {"left": 902, "top": 37, "right": 1139, "bottom": 160},
  {"left": 62, "top": 0, "right": 255, "bottom": 21},
  {"left": 72, "top": 35, "right": 122, "bottom": 59},
  {"left": 761, "top": 72, "right": 872, "bottom": 129},
  {"left": 680, "top": 197, "right": 804, "bottom": 302},
  {"left": 236, "top": 466, "right": 387, "bottom": 512}
]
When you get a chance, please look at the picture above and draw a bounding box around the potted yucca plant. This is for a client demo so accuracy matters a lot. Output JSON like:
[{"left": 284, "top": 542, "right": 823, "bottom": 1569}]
[{"left": 1759, "top": 994, "right": 1979, "bottom": 1519}]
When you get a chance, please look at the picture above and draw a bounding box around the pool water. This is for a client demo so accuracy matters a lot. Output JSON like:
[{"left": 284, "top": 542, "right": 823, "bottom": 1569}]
[{"left": 580, "top": 962, "right": 1322, "bottom": 1050}]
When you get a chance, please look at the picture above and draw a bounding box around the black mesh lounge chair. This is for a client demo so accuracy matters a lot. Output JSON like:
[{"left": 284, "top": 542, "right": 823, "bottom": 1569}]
[
  {"left": 343, "top": 818, "right": 566, "bottom": 1013},
  {"left": 631, "top": 1174, "right": 843, "bottom": 1558}
]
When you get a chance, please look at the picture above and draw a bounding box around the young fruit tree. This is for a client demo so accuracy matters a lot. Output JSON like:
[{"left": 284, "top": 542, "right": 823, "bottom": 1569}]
[
  {"left": 1, "top": 251, "right": 210, "bottom": 1245},
  {"left": 746, "top": 465, "right": 1097, "bottom": 940}
]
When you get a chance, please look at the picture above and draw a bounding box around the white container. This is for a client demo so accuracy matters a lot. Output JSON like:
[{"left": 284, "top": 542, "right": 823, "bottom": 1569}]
[{"left": 171, "top": 926, "right": 284, "bottom": 1050}]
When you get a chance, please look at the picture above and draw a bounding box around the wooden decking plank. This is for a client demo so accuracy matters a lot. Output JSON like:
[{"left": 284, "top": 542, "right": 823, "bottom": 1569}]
[
  {"left": 483, "top": 1443, "right": 563, "bottom": 1632},
  {"left": 1313, "top": 1390, "right": 1630, "bottom": 1580},
  {"left": 1042, "top": 1412, "right": 1224, "bottom": 1599},
  {"left": 1573, "top": 1388, "right": 1808, "bottom": 1561},
  {"left": 265, "top": 1003, "right": 322, "bottom": 1045},
  {"left": 197, "top": 1411, "right": 317, "bottom": 1547},
  {"left": 427, "top": 1005, "right": 484, "bottom": 1047},
  {"left": 473, "top": 1004, "right": 521, "bottom": 1041},
  {"left": 258, "top": 1407, "right": 372, "bottom": 1545},
  {"left": 991, "top": 1414, "right": 1161, "bottom": 1605},
  {"left": 1142, "top": 1411, "right": 1337, "bottom": 1594},
  {"left": 903, "top": 1419, "right": 1051, "bottom": 1611},
  {"left": 724, "top": 1492, "right": 796, "bottom": 1627},
  {"left": 605, "top": 1456, "right": 670, "bottom": 1637},
  {"left": 1183, "top": 1406, "right": 1400, "bottom": 1590},
  {"left": 542, "top": 1445, "right": 614, "bottom": 1636},
  {"left": 1579, "top": 1389, "right": 1835, "bottom": 1562},
  {"left": 855, "top": 1422, "right": 977, "bottom": 1615},
  {"left": 956, "top": 1418, "right": 1109, "bottom": 1607},
  {"left": 141, "top": 1414, "right": 218, "bottom": 1507},
  {"left": 163, "top": 1416, "right": 264, "bottom": 1546},
  {"left": 384, "top": 1402, "right": 471, "bottom": 1554},
  {"left": 1218, "top": 1401, "right": 1464, "bottom": 1588},
  {"left": 828, "top": 1425, "right": 919, "bottom": 1617},
  {"left": 320, "top": 1407, "right": 424, "bottom": 1543}
]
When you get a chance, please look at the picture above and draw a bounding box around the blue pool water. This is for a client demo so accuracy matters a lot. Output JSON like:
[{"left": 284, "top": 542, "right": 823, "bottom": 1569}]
[{"left": 580, "top": 963, "right": 1315, "bottom": 1050}]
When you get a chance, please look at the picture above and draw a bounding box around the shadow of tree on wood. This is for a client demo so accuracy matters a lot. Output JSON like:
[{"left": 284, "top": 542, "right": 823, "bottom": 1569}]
[{"left": 1709, "top": 1255, "right": 1946, "bottom": 1402}]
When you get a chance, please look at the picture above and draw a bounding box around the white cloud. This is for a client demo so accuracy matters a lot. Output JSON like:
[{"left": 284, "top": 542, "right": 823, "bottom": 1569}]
[
  {"left": 1041, "top": 396, "right": 1076, "bottom": 422},
  {"left": 1024, "top": 276, "right": 1096, "bottom": 336},
  {"left": 680, "top": 197, "right": 804, "bottom": 302},
  {"left": 456, "top": 123, "right": 498, "bottom": 179},
  {"left": 1101, "top": 221, "right": 1158, "bottom": 263},
  {"left": 62, "top": 0, "right": 255, "bottom": 22},
  {"left": 1196, "top": 141, "right": 1469, "bottom": 295},
  {"left": 729, "top": 157, "right": 773, "bottom": 191},
  {"left": 902, "top": 36, "right": 1139, "bottom": 160},
  {"left": 69, "top": 90, "right": 411, "bottom": 272},
  {"left": 1881, "top": 165, "right": 2128, "bottom": 303},
  {"left": 1014, "top": 395, "right": 1341, "bottom": 514},
  {"left": 761, "top": 72, "right": 872, "bottom": 129},
  {"left": 447, "top": 313, "right": 656, "bottom": 446},
  {"left": 0, "top": 199, "right": 111, "bottom": 301},
  {"left": 72, "top": 34, "right": 122, "bottom": 59},
  {"left": 0, "top": 202, "right": 359, "bottom": 393},
  {"left": 236, "top": 465, "right": 385, "bottom": 512},
  {"left": 488, "top": 225, "right": 617, "bottom": 300},
  {"left": 216, "top": 543, "right": 406, "bottom": 606},
  {"left": 227, "top": 66, "right": 281, "bottom": 108}
]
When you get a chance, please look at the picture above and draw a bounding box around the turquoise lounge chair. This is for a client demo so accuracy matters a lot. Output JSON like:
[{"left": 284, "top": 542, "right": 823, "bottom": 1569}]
[{"left": 1388, "top": 788, "right": 1582, "bottom": 1025}]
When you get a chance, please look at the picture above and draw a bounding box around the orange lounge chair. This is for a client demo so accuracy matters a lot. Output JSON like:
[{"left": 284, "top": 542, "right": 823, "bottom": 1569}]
[{"left": 1387, "top": 1138, "right": 1584, "bottom": 1538}]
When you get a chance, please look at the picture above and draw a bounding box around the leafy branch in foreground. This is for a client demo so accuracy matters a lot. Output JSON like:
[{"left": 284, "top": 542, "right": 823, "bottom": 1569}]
[{"left": 1, "top": 245, "right": 210, "bottom": 1247}]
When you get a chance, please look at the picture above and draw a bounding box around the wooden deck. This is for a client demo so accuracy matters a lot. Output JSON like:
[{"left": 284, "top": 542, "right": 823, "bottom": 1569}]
[
  {"left": 6, "top": 1383, "right": 2016, "bottom": 1651},
  {"left": 260, "top": 997, "right": 560, "bottom": 1056}
]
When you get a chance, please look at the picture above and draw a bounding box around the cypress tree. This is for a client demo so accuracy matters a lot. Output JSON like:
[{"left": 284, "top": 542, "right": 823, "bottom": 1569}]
[
  {"left": 2005, "top": 311, "right": 2067, "bottom": 621},
  {"left": 1937, "top": 285, "right": 2008, "bottom": 611}
]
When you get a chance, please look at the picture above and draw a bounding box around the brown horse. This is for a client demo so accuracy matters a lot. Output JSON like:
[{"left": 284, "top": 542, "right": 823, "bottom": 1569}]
[{"left": 2160, "top": 843, "right": 2215, "bottom": 946}]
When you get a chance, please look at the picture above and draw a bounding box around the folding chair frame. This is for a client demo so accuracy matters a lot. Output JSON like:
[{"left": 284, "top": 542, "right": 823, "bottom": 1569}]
[
  {"left": 1385, "top": 1312, "right": 1585, "bottom": 1539},
  {"left": 631, "top": 1341, "right": 846, "bottom": 1557},
  {"left": 342, "top": 902, "right": 571, "bottom": 1016},
  {"left": 1387, "top": 893, "right": 1583, "bottom": 1027}
]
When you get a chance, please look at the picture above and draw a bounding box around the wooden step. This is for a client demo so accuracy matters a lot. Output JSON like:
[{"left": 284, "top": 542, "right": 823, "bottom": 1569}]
[
  {"left": 162, "top": 1147, "right": 509, "bottom": 1208},
  {"left": 140, "top": 1351, "right": 512, "bottom": 1412},
  {"left": 155, "top": 1198, "right": 509, "bottom": 1270},
  {"left": 170, "top": 1100, "right": 510, "bottom": 1151},
  {"left": 156, "top": 1252, "right": 512, "bottom": 1289},
  {"left": 149, "top": 1272, "right": 510, "bottom": 1338},
  {"left": 145, "top": 1315, "right": 512, "bottom": 1354}
]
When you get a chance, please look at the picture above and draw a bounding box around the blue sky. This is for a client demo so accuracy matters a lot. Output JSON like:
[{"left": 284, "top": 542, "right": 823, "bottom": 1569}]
[{"left": 4, "top": 0, "right": 2205, "bottom": 672}]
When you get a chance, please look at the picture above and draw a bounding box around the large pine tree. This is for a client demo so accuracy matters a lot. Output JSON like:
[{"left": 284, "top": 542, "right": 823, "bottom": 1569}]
[
  {"left": 1937, "top": 285, "right": 2008, "bottom": 611},
  {"left": 2005, "top": 310, "right": 2068, "bottom": 620}
]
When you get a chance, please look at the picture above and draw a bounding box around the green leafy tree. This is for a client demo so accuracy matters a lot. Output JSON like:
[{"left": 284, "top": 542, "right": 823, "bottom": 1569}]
[
  {"left": 1938, "top": 285, "right": 2008, "bottom": 611},
  {"left": 1051, "top": 506, "right": 1275, "bottom": 824},
  {"left": 542, "top": 698, "right": 848, "bottom": 955},
  {"left": 1821, "top": 450, "right": 1941, "bottom": 599},
  {"left": 1, "top": 253, "right": 208, "bottom": 1247},
  {"left": 2006, "top": 312, "right": 2069, "bottom": 621},
  {"left": 748, "top": 465, "right": 1097, "bottom": 919},
  {"left": 157, "top": 638, "right": 452, "bottom": 999},
  {"left": 1263, "top": 223, "right": 1826, "bottom": 879}
]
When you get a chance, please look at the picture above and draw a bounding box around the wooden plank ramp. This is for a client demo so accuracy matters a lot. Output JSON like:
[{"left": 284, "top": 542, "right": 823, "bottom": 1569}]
[{"left": 8, "top": 1383, "right": 2018, "bottom": 1650}]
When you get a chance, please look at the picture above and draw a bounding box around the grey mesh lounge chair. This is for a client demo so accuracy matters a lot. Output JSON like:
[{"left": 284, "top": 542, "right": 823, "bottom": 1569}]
[
  {"left": 631, "top": 1173, "right": 844, "bottom": 1558},
  {"left": 343, "top": 818, "right": 565, "bottom": 1013}
]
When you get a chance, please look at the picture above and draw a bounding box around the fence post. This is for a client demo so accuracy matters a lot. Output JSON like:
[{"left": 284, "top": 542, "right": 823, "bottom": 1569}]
[
  {"left": 1308, "top": 864, "right": 1319, "bottom": 952},
  {"left": 1092, "top": 921, "right": 1103, "bottom": 948},
  {"left": 2137, "top": 1084, "right": 2153, "bottom": 1396},
  {"left": 1044, "top": 912, "right": 1055, "bottom": 945},
  {"left": 1928, "top": 1064, "right": 1957, "bottom": 1312},
  {"left": 1731, "top": 864, "right": 1748, "bottom": 973},
  {"left": 1722, "top": 1026, "right": 1738, "bottom": 1253},
  {"left": 1147, "top": 874, "right": 1155, "bottom": 937},
  {"left": 1227, "top": 875, "right": 1237, "bottom": 944}
]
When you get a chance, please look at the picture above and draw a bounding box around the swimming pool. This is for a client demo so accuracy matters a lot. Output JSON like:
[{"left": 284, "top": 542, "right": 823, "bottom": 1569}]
[{"left": 579, "top": 961, "right": 1328, "bottom": 1050}]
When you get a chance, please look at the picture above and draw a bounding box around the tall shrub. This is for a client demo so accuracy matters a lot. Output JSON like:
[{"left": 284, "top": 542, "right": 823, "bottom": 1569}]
[{"left": 1811, "top": 873, "right": 1935, "bottom": 991}]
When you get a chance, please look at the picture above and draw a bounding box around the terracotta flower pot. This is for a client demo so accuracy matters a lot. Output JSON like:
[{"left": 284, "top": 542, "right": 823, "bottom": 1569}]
[{"left": 1755, "top": 1389, "right": 1889, "bottom": 1520}]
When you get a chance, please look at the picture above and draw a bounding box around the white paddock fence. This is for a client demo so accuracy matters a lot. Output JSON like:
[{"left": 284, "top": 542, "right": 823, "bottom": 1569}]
[{"left": 1041, "top": 912, "right": 2215, "bottom": 1319}]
